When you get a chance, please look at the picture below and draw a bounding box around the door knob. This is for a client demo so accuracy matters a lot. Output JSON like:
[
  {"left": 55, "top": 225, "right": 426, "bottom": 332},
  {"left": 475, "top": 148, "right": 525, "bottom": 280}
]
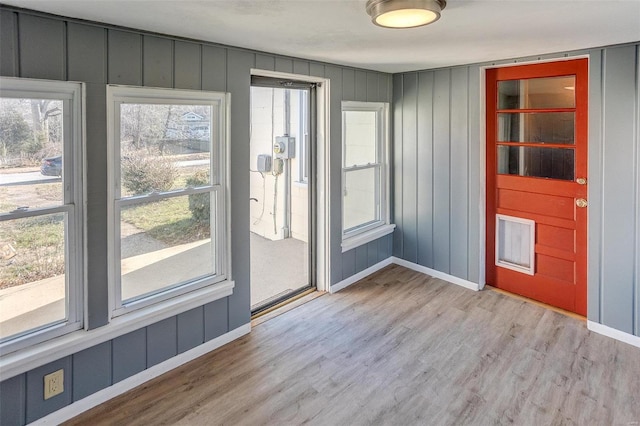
[
  {"left": 576, "top": 198, "right": 588, "bottom": 208},
  {"left": 576, "top": 177, "right": 587, "bottom": 185}
]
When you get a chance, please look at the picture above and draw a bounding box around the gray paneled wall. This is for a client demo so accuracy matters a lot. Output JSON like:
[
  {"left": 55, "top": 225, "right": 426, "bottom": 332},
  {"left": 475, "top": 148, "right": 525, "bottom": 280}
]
[
  {"left": 0, "top": 6, "right": 391, "bottom": 425},
  {"left": 596, "top": 44, "right": 640, "bottom": 334},
  {"left": 393, "top": 68, "right": 476, "bottom": 278},
  {"left": 392, "top": 43, "right": 640, "bottom": 337},
  {"left": 1, "top": 299, "right": 228, "bottom": 424}
]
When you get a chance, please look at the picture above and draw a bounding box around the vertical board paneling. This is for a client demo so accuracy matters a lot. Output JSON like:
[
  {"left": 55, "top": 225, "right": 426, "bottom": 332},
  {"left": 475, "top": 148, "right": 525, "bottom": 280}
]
[
  {"left": 367, "top": 240, "right": 378, "bottom": 267},
  {"left": 85, "top": 82, "right": 109, "bottom": 328},
  {"left": 467, "top": 65, "right": 481, "bottom": 284},
  {"left": 174, "top": 41, "right": 201, "bottom": 90},
  {"left": 355, "top": 70, "right": 367, "bottom": 102},
  {"left": 342, "top": 249, "right": 356, "bottom": 279},
  {"left": 226, "top": 49, "right": 254, "bottom": 327},
  {"left": 72, "top": 341, "right": 111, "bottom": 401},
  {"left": 143, "top": 35, "right": 173, "bottom": 88},
  {"left": 588, "top": 49, "right": 604, "bottom": 323},
  {"left": 25, "top": 358, "right": 72, "bottom": 423},
  {"left": 177, "top": 307, "right": 204, "bottom": 353},
  {"left": 112, "top": 329, "right": 146, "bottom": 383},
  {"left": 635, "top": 44, "right": 640, "bottom": 337},
  {"left": 417, "top": 71, "right": 434, "bottom": 268},
  {"left": 366, "top": 72, "right": 378, "bottom": 102},
  {"left": 18, "top": 15, "right": 65, "bottom": 80},
  {"left": 401, "top": 73, "right": 418, "bottom": 263},
  {"left": 67, "top": 23, "right": 106, "bottom": 83},
  {"left": 325, "top": 65, "right": 343, "bottom": 285},
  {"left": 381, "top": 74, "right": 392, "bottom": 103},
  {"left": 449, "top": 67, "right": 469, "bottom": 280},
  {"left": 255, "top": 54, "right": 275, "bottom": 71},
  {"left": 293, "top": 60, "right": 310, "bottom": 75},
  {"left": 379, "top": 233, "right": 393, "bottom": 261},
  {"left": 275, "top": 57, "right": 293, "bottom": 73},
  {"left": 355, "top": 244, "right": 368, "bottom": 273},
  {"left": 342, "top": 68, "right": 355, "bottom": 100},
  {"left": 0, "top": 10, "right": 18, "bottom": 76},
  {"left": 392, "top": 73, "right": 404, "bottom": 257},
  {"left": 147, "top": 317, "right": 178, "bottom": 367},
  {"left": 202, "top": 45, "right": 227, "bottom": 92},
  {"left": 634, "top": 44, "right": 640, "bottom": 336},
  {"left": 108, "top": 30, "right": 142, "bottom": 85},
  {"left": 600, "top": 45, "right": 637, "bottom": 333},
  {"left": 433, "top": 69, "right": 451, "bottom": 273},
  {"left": 204, "top": 297, "right": 228, "bottom": 341},
  {"left": 0, "top": 374, "right": 25, "bottom": 426},
  {"left": 309, "top": 63, "right": 325, "bottom": 78},
  {"left": 380, "top": 73, "right": 389, "bottom": 102}
]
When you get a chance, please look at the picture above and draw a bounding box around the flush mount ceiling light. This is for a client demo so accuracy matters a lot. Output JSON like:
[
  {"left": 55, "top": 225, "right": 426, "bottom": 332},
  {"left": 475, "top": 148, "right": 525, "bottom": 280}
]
[{"left": 366, "top": 0, "right": 447, "bottom": 29}]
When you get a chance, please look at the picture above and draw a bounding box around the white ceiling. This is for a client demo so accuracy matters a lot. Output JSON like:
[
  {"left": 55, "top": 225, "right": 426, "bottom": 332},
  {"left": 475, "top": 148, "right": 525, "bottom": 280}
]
[{"left": 4, "top": 0, "right": 640, "bottom": 73}]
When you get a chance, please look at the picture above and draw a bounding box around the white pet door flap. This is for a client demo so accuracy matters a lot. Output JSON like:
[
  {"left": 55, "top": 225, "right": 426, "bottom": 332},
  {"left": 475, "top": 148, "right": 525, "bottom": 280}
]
[{"left": 495, "top": 214, "right": 535, "bottom": 275}]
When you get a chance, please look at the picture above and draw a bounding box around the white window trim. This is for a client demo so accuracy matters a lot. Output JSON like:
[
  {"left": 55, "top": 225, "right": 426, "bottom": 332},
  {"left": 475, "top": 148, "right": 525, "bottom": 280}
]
[
  {"left": 106, "top": 85, "right": 232, "bottom": 319},
  {"left": 0, "top": 77, "right": 84, "bottom": 356},
  {"left": 341, "top": 101, "right": 394, "bottom": 252},
  {"left": 296, "top": 90, "right": 309, "bottom": 185}
]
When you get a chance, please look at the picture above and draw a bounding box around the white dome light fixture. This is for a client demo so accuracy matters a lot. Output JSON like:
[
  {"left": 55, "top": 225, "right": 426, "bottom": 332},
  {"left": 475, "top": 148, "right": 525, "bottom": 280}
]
[{"left": 366, "top": 0, "right": 447, "bottom": 29}]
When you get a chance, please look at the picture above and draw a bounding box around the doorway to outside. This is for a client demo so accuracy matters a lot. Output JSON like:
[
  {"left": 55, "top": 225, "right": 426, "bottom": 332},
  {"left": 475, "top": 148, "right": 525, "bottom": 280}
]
[
  {"left": 486, "top": 59, "right": 588, "bottom": 316},
  {"left": 249, "top": 76, "right": 316, "bottom": 314}
]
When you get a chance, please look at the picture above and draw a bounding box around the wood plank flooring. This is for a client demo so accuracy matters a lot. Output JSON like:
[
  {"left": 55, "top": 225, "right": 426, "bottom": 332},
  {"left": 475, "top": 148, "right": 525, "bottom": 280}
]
[{"left": 65, "top": 265, "right": 640, "bottom": 425}]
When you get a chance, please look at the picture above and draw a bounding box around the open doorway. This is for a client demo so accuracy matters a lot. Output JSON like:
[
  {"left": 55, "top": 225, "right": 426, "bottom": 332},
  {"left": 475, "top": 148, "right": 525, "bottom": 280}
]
[{"left": 249, "top": 76, "right": 316, "bottom": 314}]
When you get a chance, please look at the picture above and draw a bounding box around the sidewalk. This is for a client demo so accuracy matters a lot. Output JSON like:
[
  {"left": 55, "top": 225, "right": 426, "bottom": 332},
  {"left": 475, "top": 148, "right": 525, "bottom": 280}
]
[
  {"left": 0, "top": 239, "right": 211, "bottom": 339},
  {"left": 0, "top": 234, "right": 310, "bottom": 339}
]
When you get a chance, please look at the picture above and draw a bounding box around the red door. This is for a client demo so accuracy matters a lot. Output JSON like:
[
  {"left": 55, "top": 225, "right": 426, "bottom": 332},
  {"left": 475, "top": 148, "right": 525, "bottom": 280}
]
[{"left": 486, "top": 59, "right": 588, "bottom": 316}]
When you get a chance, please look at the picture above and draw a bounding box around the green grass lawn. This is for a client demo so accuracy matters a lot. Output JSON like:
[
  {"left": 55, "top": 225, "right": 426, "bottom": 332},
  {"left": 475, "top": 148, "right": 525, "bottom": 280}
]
[
  {"left": 0, "top": 214, "right": 65, "bottom": 289},
  {"left": 121, "top": 196, "right": 210, "bottom": 246}
]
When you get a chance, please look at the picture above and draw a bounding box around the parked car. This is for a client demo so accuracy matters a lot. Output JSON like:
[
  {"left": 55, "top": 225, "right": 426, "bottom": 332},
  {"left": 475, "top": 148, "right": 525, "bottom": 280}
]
[{"left": 40, "top": 155, "right": 62, "bottom": 177}]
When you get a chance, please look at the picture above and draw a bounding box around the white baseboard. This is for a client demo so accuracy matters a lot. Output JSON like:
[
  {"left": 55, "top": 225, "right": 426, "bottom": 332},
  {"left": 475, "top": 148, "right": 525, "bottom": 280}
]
[
  {"left": 330, "top": 258, "right": 394, "bottom": 293},
  {"left": 330, "top": 257, "right": 480, "bottom": 294},
  {"left": 391, "top": 257, "right": 480, "bottom": 291},
  {"left": 32, "top": 323, "right": 251, "bottom": 426},
  {"left": 587, "top": 320, "right": 640, "bottom": 349}
]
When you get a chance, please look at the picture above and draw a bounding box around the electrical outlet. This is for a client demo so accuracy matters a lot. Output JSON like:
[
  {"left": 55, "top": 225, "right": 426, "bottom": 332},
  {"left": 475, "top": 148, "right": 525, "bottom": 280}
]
[{"left": 44, "top": 369, "right": 64, "bottom": 400}]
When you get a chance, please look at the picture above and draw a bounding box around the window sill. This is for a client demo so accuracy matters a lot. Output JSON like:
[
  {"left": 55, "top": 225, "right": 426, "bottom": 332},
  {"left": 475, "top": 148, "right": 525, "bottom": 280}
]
[
  {"left": 0, "top": 280, "right": 234, "bottom": 381},
  {"left": 341, "top": 224, "right": 395, "bottom": 253}
]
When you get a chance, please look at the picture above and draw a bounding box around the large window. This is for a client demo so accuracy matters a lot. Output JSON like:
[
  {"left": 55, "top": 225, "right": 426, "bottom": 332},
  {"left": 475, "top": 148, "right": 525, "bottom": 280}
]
[
  {"left": 341, "top": 101, "right": 393, "bottom": 251},
  {"left": 107, "top": 86, "right": 229, "bottom": 316},
  {"left": 0, "top": 78, "right": 83, "bottom": 354}
]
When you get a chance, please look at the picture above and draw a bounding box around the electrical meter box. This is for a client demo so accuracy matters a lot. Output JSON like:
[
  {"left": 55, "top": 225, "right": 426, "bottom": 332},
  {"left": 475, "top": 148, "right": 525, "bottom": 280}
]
[
  {"left": 274, "top": 136, "right": 295, "bottom": 159},
  {"left": 257, "top": 154, "right": 272, "bottom": 172}
]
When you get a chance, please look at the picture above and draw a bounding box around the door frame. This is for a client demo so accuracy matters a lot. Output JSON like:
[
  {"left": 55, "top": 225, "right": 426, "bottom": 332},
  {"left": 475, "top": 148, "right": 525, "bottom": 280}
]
[
  {"left": 250, "top": 68, "right": 331, "bottom": 293},
  {"left": 478, "top": 55, "right": 590, "bottom": 308}
]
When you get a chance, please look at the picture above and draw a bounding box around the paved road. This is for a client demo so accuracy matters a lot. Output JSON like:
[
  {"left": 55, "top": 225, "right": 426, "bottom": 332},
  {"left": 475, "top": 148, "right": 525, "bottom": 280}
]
[
  {"left": 0, "top": 171, "right": 60, "bottom": 186},
  {"left": 0, "top": 159, "right": 208, "bottom": 186}
]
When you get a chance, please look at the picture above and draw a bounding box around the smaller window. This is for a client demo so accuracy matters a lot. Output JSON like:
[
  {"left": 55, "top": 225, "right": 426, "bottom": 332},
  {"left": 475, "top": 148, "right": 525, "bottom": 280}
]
[{"left": 341, "top": 101, "right": 394, "bottom": 252}]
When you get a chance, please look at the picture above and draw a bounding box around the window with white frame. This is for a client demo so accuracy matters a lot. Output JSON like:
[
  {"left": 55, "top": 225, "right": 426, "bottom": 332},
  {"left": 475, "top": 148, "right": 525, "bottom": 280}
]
[
  {"left": 107, "top": 86, "right": 230, "bottom": 316},
  {"left": 0, "top": 78, "right": 83, "bottom": 355},
  {"left": 341, "top": 101, "right": 394, "bottom": 251}
]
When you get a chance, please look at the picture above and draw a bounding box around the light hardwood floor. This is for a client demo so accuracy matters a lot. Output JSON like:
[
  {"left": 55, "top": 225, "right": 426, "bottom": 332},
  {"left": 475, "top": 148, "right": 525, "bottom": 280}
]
[{"left": 66, "top": 265, "right": 640, "bottom": 425}]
